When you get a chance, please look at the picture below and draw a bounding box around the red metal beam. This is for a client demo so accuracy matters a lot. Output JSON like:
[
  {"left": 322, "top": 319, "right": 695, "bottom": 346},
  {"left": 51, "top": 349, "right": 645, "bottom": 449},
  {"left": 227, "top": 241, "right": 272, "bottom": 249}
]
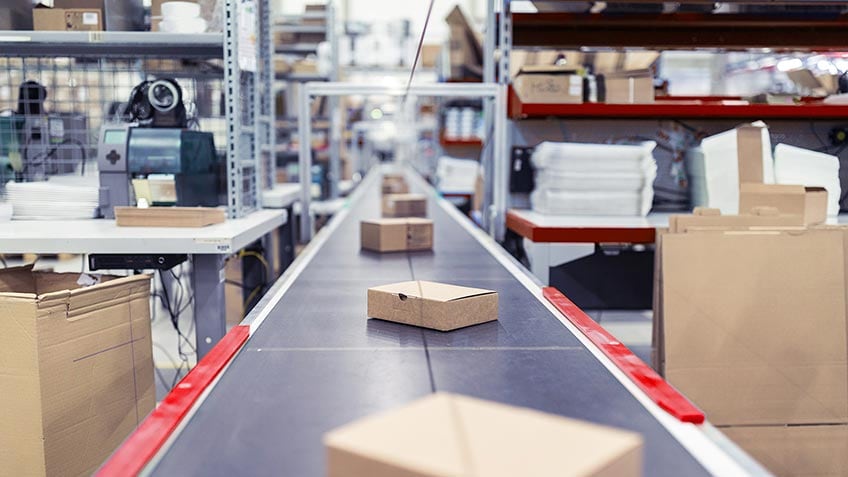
[{"left": 506, "top": 210, "right": 657, "bottom": 244}]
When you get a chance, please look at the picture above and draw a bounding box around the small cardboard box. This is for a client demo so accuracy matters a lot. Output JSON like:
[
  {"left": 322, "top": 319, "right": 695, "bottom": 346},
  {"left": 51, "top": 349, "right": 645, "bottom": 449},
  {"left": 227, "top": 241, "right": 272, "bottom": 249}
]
[
  {"left": 720, "top": 424, "right": 848, "bottom": 477},
  {"left": 513, "top": 66, "right": 584, "bottom": 104},
  {"left": 0, "top": 266, "right": 154, "bottom": 476},
  {"left": 382, "top": 176, "right": 409, "bottom": 195},
  {"left": 361, "top": 218, "right": 433, "bottom": 253},
  {"left": 739, "top": 183, "right": 828, "bottom": 225},
  {"left": 325, "top": 393, "right": 643, "bottom": 477},
  {"left": 382, "top": 193, "right": 427, "bottom": 218},
  {"left": 368, "top": 281, "right": 498, "bottom": 331},
  {"left": 33, "top": 4, "right": 102, "bottom": 31},
  {"left": 601, "top": 70, "right": 654, "bottom": 104}
]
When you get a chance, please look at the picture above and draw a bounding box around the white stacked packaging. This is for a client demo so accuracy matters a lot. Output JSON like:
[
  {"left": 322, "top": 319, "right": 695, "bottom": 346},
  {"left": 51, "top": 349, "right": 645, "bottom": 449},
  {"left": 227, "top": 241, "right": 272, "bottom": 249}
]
[
  {"left": 6, "top": 178, "right": 99, "bottom": 220},
  {"left": 530, "top": 141, "right": 657, "bottom": 216},
  {"left": 436, "top": 157, "right": 479, "bottom": 194}
]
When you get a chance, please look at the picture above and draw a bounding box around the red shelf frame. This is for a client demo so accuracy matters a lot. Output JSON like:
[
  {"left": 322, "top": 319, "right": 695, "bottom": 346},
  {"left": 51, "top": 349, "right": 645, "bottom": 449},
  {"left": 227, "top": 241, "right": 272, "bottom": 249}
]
[
  {"left": 509, "top": 87, "right": 848, "bottom": 120},
  {"left": 510, "top": 12, "right": 848, "bottom": 50},
  {"left": 439, "top": 131, "right": 483, "bottom": 147},
  {"left": 506, "top": 210, "right": 657, "bottom": 244}
]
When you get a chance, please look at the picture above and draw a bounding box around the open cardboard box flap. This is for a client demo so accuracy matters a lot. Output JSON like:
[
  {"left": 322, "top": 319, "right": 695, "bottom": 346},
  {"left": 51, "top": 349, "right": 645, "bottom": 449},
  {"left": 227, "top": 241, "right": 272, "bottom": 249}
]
[{"left": 325, "top": 393, "right": 643, "bottom": 477}]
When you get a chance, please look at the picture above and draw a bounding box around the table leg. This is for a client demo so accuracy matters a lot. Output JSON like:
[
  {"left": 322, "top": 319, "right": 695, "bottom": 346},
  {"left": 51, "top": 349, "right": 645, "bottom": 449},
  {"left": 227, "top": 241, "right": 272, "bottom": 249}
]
[{"left": 191, "top": 254, "right": 226, "bottom": 358}]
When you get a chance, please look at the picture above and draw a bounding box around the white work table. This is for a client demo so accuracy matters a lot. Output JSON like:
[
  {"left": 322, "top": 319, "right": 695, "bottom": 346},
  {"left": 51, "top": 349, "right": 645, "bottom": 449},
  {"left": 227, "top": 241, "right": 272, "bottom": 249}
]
[
  {"left": 0, "top": 209, "right": 287, "bottom": 357},
  {"left": 508, "top": 208, "right": 848, "bottom": 285},
  {"left": 0, "top": 209, "right": 286, "bottom": 254}
]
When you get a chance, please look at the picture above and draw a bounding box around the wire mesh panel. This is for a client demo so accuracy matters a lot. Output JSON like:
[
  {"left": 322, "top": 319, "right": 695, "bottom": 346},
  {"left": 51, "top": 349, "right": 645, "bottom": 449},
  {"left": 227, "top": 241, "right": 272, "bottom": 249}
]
[{"left": 0, "top": 56, "right": 227, "bottom": 190}]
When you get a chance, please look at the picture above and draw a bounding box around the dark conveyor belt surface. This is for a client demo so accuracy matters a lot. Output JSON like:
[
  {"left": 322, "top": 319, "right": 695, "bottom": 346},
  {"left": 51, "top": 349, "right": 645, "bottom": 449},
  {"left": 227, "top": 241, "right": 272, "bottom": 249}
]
[{"left": 149, "top": 172, "right": 713, "bottom": 476}]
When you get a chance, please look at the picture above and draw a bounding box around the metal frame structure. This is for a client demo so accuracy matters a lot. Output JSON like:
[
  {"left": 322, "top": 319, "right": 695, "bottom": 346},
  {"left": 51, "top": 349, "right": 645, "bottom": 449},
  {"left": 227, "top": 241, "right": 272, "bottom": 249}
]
[{"left": 297, "top": 81, "right": 505, "bottom": 242}]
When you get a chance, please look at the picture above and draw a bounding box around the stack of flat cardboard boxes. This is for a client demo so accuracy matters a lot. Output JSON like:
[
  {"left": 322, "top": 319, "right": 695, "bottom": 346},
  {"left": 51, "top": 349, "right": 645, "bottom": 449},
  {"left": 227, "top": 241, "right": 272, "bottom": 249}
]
[
  {"left": 655, "top": 127, "right": 848, "bottom": 476},
  {"left": 360, "top": 174, "right": 433, "bottom": 253}
]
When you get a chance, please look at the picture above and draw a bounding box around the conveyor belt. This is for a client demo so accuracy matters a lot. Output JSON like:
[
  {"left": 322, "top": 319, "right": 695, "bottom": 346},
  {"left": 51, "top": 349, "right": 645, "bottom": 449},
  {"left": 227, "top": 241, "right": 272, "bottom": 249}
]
[{"left": 143, "top": 171, "right": 749, "bottom": 476}]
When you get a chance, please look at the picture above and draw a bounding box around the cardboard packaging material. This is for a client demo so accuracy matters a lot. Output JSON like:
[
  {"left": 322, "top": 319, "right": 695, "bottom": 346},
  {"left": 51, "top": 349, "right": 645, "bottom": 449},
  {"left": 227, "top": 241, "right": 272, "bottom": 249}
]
[
  {"left": 601, "top": 70, "right": 654, "bottom": 104},
  {"left": 660, "top": 227, "right": 848, "bottom": 426},
  {"left": 382, "top": 176, "right": 410, "bottom": 195},
  {"left": 445, "top": 6, "right": 483, "bottom": 80},
  {"left": 739, "top": 183, "right": 828, "bottom": 225},
  {"left": 382, "top": 194, "right": 427, "bottom": 218},
  {"left": 669, "top": 207, "right": 805, "bottom": 233},
  {"left": 325, "top": 393, "right": 644, "bottom": 477},
  {"left": 114, "top": 206, "right": 226, "bottom": 228},
  {"left": 513, "top": 66, "right": 584, "bottom": 104},
  {"left": 360, "top": 218, "right": 433, "bottom": 253},
  {"left": 720, "top": 424, "right": 848, "bottom": 477},
  {"left": 33, "top": 4, "right": 102, "bottom": 31},
  {"left": 697, "top": 122, "right": 776, "bottom": 214},
  {"left": 0, "top": 265, "right": 154, "bottom": 477},
  {"left": 367, "top": 281, "right": 498, "bottom": 331}
]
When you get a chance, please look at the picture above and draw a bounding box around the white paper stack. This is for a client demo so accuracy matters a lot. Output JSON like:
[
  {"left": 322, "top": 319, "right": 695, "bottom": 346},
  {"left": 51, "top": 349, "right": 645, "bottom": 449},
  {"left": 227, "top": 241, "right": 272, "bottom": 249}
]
[
  {"left": 698, "top": 123, "right": 775, "bottom": 214},
  {"left": 436, "top": 157, "right": 479, "bottom": 194},
  {"left": 774, "top": 144, "right": 841, "bottom": 216},
  {"left": 6, "top": 180, "right": 99, "bottom": 220},
  {"left": 530, "top": 141, "right": 657, "bottom": 216}
]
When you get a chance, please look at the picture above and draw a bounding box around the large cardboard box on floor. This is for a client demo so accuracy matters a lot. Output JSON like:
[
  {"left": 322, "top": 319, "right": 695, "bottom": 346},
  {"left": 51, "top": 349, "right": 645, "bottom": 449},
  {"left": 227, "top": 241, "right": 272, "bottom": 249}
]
[
  {"left": 660, "top": 226, "right": 848, "bottom": 426},
  {"left": 361, "top": 218, "right": 433, "bottom": 253},
  {"left": 0, "top": 266, "right": 154, "bottom": 477},
  {"left": 325, "top": 393, "right": 643, "bottom": 477},
  {"left": 720, "top": 424, "right": 848, "bottom": 477},
  {"left": 382, "top": 193, "right": 427, "bottom": 218},
  {"left": 368, "top": 281, "right": 498, "bottom": 331}
]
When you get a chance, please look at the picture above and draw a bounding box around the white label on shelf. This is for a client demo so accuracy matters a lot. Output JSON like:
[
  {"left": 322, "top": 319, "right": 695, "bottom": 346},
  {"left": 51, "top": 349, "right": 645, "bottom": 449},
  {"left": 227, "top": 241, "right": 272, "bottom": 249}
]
[
  {"left": 82, "top": 12, "right": 99, "bottom": 25},
  {"left": 569, "top": 85, "right": 582, "bottom": 96},
  {"left": 194, "top": 238, "right": 231, "bottom": 253},
  {"left": 238, "top": 0, "right": 258, "bottom": 73}
]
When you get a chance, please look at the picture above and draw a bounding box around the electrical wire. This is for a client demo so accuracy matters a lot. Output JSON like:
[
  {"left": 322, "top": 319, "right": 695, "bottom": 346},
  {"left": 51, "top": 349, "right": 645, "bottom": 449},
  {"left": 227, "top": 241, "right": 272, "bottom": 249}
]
[{"left": 402, "top": 0, "right": 437, "bottom": 105}]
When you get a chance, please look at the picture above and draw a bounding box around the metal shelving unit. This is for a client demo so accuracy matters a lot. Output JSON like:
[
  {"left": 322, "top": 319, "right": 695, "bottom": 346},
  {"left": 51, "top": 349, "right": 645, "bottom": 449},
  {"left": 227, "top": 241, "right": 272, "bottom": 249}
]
[{"left": 0, "top": 0, "right": 272, "bottom": 219}]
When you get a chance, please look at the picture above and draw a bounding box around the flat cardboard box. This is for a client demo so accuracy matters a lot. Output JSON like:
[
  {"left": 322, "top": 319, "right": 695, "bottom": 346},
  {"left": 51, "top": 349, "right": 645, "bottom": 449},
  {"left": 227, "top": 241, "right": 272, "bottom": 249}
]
[
  {"left": 33, "top": 5, "right": 102, "bottom": 31},
  {"left": 0, "top": 266, "right": 154, "bottom": 476},
  {"left": 382, "top": 194, "right": 427, "bottom": 218},
  {"left": 115, "top": 206, "right": 226, "bottom": 227},
  {"left": 721, "top": 424, "right": 848, "bottom": 477},
  {"left": 325, "top": 393, "right": 643, "bottom": 477},
  {"left": 513, "top": 66, "right": 584, "bottom": 104},
  {"left": 660, "top": 227, "right": 848, "bottom": 426},
  {"left": 360, "top": 218, "right": 433, "bottom": 253},
  {"left": 367, "top": 281, "right": 498, "bottom": 331},
  {"left": 739, "top": 183, "right": 828, "bottom": 225},
  {"left": 669, "top": 207, "right": 805, "bottom": 233},
  {"left": 602, "top": 70, "right": 654, "bottom": 104}
]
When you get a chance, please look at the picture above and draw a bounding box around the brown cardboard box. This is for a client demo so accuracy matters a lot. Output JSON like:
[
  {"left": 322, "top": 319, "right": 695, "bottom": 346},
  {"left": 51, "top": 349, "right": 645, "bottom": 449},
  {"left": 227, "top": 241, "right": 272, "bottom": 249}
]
[
  {"left": 669, "top": 207, "right": 805, "bottom": 233},
  {"left": 421, "top": 44, "right": 441, "bottom": 68},
  {"left": 445, "top": 6, "right": 483, "bottom": 80},
  {"left": 602, "top": 70, "right": 654, "bottom": 104},
  {"left": 360, "top": 218, "right": 433, "bottom": 253},
  {"left": 720, "top": 424, "right": 848, "bottom": 477},
  {"left": 660, "top": 227, "right": 848, "bottom": 426},
  {"left": 739, "top": 183, "right": 828, "bottom": 226},
  {"left": 367, "top": 281, "right": 498, "bottom": 331},
  {"left": 514, "top": 66, "right": 584, "bottom": 104},
  {"left": 382, "top": 193, "right": 427, "bottom": 218},
  {"left": 325, "top": 393, "right": 643, "bottom": 477},
  {"left": 0, "top": 266, "right": 154, "bottom": 476},
  {"left": 33, "top": 5, "right": 102, "bottom": 31},
  {"left": 381, "top": 176, "right": 409, "bottom": 195}
]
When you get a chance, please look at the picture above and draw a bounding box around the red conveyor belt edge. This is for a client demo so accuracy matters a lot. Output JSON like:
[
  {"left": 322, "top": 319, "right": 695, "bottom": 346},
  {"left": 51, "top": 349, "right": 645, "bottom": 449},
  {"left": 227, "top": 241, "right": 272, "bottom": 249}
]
[
  {"left": 542, "top": 287, "right": 705, "bottom": 425},
  {"left": 96, "top": 324, "right": 251, "bottom": 477}
]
